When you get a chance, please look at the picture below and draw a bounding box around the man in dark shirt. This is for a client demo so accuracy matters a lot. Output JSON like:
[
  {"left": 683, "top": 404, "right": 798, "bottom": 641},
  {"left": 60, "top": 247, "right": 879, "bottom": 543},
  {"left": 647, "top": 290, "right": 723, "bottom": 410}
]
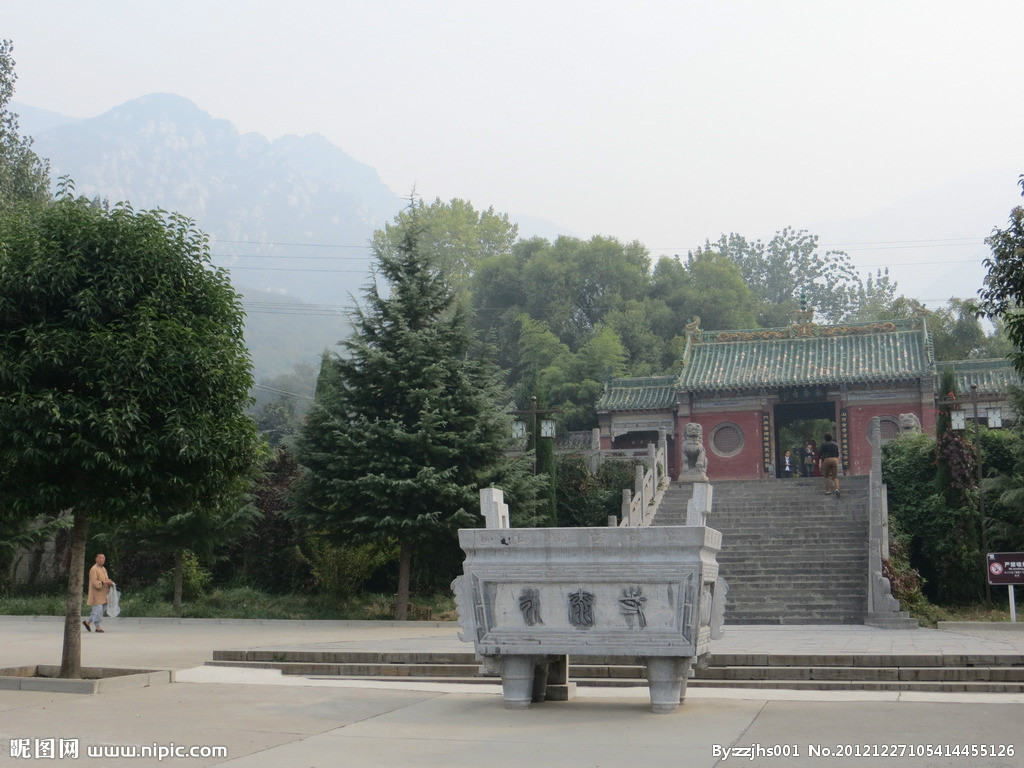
[{"left": 818, "top": 433, "right": 841, "bottom": 496}]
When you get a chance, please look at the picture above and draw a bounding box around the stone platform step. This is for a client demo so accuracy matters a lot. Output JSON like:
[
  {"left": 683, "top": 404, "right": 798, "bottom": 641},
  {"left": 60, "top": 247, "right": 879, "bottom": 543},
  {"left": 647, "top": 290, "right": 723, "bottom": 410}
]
[{"left": 207, "top": 648, "right": 1024, "bottom": 693}]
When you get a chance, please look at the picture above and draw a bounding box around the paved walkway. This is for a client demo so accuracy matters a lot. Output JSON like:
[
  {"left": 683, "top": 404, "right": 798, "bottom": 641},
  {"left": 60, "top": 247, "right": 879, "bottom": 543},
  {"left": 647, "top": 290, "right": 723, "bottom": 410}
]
[{"left": 2, "top": 617, "right": 1023, "bottom": 767}]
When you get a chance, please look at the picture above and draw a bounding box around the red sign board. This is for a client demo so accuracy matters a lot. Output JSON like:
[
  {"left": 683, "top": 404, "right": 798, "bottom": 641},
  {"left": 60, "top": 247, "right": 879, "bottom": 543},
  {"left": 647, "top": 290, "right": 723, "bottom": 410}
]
[{"left": 987, "top": 552, "right": 1024, "bottom": 585}]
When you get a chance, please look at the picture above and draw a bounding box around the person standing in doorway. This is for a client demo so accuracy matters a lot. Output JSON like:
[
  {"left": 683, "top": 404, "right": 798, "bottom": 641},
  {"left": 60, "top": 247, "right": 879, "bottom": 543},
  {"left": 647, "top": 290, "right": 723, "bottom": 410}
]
[
  {"left": 819, "top": 433, "right": 841, "bottom": 496},
  {"left": 801, "top": 443, "right": 815, "bottom": 477},
  {"left": 781, "top": 450, "right": 794, "bottom": 478},
  {"left": 83, "top": 553, "right": 114, "bottom": 633}
]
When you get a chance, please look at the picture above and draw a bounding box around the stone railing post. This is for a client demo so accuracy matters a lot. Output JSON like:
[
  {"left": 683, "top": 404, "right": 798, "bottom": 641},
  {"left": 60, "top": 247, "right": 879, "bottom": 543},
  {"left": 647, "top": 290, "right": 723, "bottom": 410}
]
[
  {"left": 590, "top": 428, "right": 602, "bottom": 475},
  {"left": 480, "top": 488, "right": 510, "bottom": 529},
  {"left": 658, "top": 427, "right": 668, "bottom": 483},
  {"left": 635, "top": 464, "right": 645, "bottom": 509},
  {"left": 686, "top": 482, "right": 713, "bottom": 526},
  {"left": 866, "top": 417, "right": 901, "bottom": 616},
  {"left": 622, "top": 489, "right": 632, "bottom": 527}
]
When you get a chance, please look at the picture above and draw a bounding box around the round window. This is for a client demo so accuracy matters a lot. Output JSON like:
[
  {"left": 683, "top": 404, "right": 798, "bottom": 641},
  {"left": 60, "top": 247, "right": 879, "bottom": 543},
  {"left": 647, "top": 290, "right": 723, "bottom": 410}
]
[
  {"left": 710, "top": 422, "right": 744, "bottom": 457},
  {"left": 877, "top": 416, "right": 900, "bottom": 444}
]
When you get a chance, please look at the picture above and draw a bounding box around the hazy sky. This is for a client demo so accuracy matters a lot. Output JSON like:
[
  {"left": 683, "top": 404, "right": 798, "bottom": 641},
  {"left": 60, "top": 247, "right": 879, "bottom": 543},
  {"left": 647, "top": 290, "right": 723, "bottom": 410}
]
[{"left": 6, "top": 1, "right": 1024, "bottom": 304}]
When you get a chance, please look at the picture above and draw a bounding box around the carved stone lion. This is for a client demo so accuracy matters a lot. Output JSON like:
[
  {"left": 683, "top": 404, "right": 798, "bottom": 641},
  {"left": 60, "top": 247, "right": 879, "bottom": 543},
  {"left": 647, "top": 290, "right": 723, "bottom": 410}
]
[
  {"left": 898, "top": 413, "right": 922, "bottom": 435},
  {"left": 681, "top": 422, "right": 708, "bottom": 479}
]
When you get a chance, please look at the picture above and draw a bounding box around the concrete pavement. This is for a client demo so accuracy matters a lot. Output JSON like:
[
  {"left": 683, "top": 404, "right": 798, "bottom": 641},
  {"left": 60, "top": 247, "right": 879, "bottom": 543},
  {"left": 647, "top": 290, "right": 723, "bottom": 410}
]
[{"left": 1, "top": 616, "right": 1023, "bottom": 767}]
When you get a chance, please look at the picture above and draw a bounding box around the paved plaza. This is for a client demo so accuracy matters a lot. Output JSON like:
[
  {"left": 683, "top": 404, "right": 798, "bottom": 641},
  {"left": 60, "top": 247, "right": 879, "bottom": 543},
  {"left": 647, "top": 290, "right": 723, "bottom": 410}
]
[{"left": 1, "top": 616, "right": 1023, "bottom": 767}]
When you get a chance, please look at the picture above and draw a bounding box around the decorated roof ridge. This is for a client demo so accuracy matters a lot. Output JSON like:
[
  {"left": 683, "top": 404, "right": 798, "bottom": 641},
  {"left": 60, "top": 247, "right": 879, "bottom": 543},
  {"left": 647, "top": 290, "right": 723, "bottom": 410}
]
[
  {"left": 595, "top": 374, "right": 677, "bottom": 412},
  {"left": 602, "top": 373, "right": 677, "bottom": 386},
  {"left": 941, "top": 357, "right": 1019, "bottom": 370},
  {"left": 940, "top": 358, "right": 1023, "bottom": 395},
  {"left": 676, "top": 323, "right": 932, "bottom": 392},
  {"left": 684, "top": 316, "right": 925, "bottom": 345}
]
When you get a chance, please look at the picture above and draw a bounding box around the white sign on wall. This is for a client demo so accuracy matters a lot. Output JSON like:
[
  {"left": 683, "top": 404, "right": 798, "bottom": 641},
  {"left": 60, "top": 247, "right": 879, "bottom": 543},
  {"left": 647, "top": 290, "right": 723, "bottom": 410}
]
[{"left": 951, "top": 410, "right": 966, "bottom": 430}]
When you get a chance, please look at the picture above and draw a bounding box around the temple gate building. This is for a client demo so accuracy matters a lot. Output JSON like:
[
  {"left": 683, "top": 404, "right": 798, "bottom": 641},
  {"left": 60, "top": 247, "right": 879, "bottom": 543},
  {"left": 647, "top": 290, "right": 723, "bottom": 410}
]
[{"left": 596, "top": 315, "right": 1020, "bottom": 481}]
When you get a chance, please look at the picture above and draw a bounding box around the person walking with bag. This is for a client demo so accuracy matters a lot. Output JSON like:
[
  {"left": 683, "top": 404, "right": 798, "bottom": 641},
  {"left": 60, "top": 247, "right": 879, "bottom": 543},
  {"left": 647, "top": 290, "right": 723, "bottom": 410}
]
[
  {"left": 818, "top": 433, "right": 841, "bottom": 497},
  {"left": 83, "top": 553, "right": 115, "bottom": 633}
]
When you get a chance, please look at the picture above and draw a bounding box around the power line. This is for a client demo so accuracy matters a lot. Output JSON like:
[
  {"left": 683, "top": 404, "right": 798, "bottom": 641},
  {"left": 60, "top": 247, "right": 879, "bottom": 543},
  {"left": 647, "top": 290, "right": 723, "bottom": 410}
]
[
  {"left": 253, "top": 383, "right": 315, "bottom": 400},
  {"left": 212, "top": 257, "right": 372, "bottom": 264},
  {"left": 220, "top": 256, "right": 986, "bottom": 274},
  {"left": 822, "top": 236, "right": 983, "bottom": 246},
  {"left": 212, "top": 238, "right": 372, "bottom": 249},
  {"left": 233, "top": 267, "right": 367, "bottom": 273},
  {"left": 211, "top": 233, "right": 990, "bottom": 254}
]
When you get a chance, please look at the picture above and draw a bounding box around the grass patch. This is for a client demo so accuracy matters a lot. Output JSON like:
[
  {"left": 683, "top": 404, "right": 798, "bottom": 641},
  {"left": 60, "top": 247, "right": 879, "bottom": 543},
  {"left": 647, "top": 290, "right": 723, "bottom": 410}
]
[
  {"left": 0, "top": 594, "right": 66, "bottom": 616},
  {"left": 903, "top": 596, "right": 1021, "bottom": 628},
  {"left": 938, "top": 602, "right": 1021, "bottom": 623},
  {"left": 0, "top": 587, "right": 455, "bottom": 621}
]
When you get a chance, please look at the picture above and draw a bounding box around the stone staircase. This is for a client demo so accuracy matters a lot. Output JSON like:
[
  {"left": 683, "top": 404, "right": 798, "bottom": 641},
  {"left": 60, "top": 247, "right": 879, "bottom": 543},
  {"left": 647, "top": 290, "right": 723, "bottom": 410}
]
[
  {"left": 205, "top": 648, "right": 1024, "bottom": 693},
  {"left": 651, "top": 476, "right": 870, "bottom": 624}
]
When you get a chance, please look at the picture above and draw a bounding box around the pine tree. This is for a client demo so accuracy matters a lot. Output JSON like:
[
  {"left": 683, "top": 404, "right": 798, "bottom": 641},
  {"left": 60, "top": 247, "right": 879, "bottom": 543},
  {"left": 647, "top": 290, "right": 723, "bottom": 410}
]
[{"left": 292, "top": 211, "right": 532, "bottom": 619}]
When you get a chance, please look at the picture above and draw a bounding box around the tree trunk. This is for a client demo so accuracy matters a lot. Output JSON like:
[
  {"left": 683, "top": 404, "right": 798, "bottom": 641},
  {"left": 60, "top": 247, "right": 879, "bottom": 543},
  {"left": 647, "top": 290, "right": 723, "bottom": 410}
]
[
  {"left": 394, "top": 541, "right": 412, "bottom": 621},
  {"left": 59, "top": 511, "right": 89, "bottom": 678},
  {"left": 173, "top": 550, "right": 183, "bottom": 616}
]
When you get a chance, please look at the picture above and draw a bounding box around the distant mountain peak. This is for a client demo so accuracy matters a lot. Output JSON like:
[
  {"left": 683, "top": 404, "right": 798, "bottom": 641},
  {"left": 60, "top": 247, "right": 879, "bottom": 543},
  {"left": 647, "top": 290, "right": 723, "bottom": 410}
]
[
  {"left": 23, "top": 91, "right": 405, "bottom": 380},
  {"left": 95, "top": 92, "right": 236, "bottom": 134},
  {"left": 29, "top": 92, "right": 402, "bottom": 303}
]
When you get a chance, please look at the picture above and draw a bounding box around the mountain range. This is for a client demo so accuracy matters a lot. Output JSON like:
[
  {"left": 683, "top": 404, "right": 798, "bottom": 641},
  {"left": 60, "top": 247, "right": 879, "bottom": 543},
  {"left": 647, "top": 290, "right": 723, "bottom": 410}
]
[
  {"left": 18, "top": 94, "right": 403, "bottom": 380},
  {"left": 13, "top": 95, "right": 1020, "bottom": 379},
  {"left": 16, "top": 94, "right": 574, "bottom": 382}
]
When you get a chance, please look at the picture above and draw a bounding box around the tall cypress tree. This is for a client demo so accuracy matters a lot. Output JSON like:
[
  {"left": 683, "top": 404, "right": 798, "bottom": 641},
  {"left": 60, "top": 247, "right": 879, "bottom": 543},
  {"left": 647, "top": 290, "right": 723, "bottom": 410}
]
[{"left": 292, "top": 211, "right": 531, "bottom": 619}]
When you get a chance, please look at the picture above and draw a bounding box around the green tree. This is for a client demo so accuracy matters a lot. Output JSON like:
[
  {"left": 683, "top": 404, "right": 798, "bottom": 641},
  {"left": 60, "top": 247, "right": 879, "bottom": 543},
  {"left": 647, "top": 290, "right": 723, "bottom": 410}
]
[
  {"left": 884, "top": 370, "right": 983, "bottom": 604},
  {"left": 930, "top": 298, "right": 1012, "bottom": 361},
  {"left": 695, "top": 228, "right": 866, "bottom": 325},
  {"left": 525, "top": 322, "right": 628, "bottom": 431},
  {"left": 519, "top": 235, "right": 650, "bottom": 348},
  {"left": 114, "top": 474, "right": 260, "bottom": 615},
  {"left": 0, "top": 196, "right": 260, "bottom": 676},
  {"left": 681, "top": 251, "right": 759, "bottom": 330},
  {"left": 980, "top": 176, "right": 1024, "bottom": 377},
  {"left": 372, "top": 196, "right": 517, "bottom": 300},
  {"left": 0, "top": 39, "right": 49, "bottom": 211},
  {"left": 291, "top": 209, "right": 535, "bottom": 619},
  {"left": 251, "top": 362, "right": 319, "bottom": 446},
  {"left": 980, "top": 414, "right": 1024, "bottom": 555},
  {"left": 0, "top": 509, "right": 72, "bottom": 592},
  {"left": 848, "top": 269, "right": 900, "bottom": 322},
  {"left": 217, "top": 445, "right": 314, "bottom": 594},
  {"left": 555, "top": 457, "right": 637, "bottom": 528}
]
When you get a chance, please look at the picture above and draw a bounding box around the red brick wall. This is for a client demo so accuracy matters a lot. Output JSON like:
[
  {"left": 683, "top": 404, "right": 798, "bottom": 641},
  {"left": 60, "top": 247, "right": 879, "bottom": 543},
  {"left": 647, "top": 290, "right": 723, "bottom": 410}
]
[
  {"left": 679, "top": 410, "right": 766, "bottom": 481},
  {"left": 844, "top": 401, "right": 928, "bottom": 475}
]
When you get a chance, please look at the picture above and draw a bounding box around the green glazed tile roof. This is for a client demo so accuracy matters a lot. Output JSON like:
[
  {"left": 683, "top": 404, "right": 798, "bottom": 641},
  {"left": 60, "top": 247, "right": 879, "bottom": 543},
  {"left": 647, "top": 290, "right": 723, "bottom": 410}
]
[
  {"left": 941, "top": 358, "right": 1022, "bottom": 395},
  {"left": 596, "top": 375, "right": 677, "bottom": 412},
  {"left": 678, "top": 320, "right": 932, "bottom": 392}
]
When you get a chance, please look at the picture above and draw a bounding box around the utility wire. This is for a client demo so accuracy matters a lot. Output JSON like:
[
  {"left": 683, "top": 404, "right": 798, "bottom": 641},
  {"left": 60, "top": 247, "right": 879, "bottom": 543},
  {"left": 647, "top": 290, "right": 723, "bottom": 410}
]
[
  {"left": 253, "top": 383, "right": 315, "bottom": 401},
  {"left": 211, "top": 233, "right": 989, "bottom": 253},
  {"left": 219, "top": 257, "right": 987, "bottom": 274}
]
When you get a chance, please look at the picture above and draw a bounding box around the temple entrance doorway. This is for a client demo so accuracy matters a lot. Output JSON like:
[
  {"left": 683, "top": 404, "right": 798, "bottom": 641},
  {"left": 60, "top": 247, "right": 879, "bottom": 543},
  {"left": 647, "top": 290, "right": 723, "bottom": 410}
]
[{"left": 773, "top": 401, "right": 836, "bottom": 479}]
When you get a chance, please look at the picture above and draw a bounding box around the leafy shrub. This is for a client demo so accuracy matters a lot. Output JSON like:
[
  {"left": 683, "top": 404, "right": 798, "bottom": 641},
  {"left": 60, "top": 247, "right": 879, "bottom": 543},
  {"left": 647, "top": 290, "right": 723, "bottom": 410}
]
[
  {"left": 303, "top": 537, "right": 397, "bottom": 600},
  {"left": 155, "top": 551, "right": 212, "bottom": 602},
  {"left": 555, "top": 456, "right": 638, "bottom": 527}
]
